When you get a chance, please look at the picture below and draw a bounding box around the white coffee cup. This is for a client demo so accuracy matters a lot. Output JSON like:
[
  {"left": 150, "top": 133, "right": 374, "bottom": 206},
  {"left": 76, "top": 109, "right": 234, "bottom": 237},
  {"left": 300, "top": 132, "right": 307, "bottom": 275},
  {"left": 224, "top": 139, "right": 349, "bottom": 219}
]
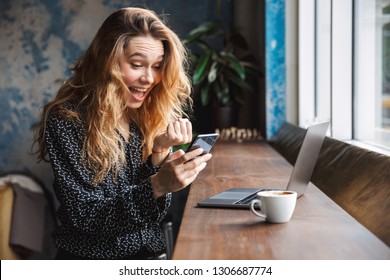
[{"left": 250, "top": 190, "right": 297, "bottom": 223}]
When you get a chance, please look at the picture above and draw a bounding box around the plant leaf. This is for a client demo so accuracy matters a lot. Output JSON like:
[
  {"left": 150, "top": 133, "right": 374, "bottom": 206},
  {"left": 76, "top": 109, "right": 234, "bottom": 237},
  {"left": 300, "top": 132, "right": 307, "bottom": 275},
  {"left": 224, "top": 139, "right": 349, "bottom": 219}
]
[
  {"left": 214, "top": 80, "right": 223, "bottom": 100},
  {"left": 225, "top": 68, "right": 253, "bottom": 91},
  {"left": 200, "top": 83, "right": 210, "bottom": 106},
  {"left": 221, "top": 52, "right": 245, "bottom": 80},
  {"left": 208, "top": 62, "right": 219, "bottom": 83},
  {"left": 216, "top": 78, "right": 230, "bottom": 106},
  {"left": 223, "top": 84, "right": 230, "bottom": 104},
  {"left": 193, "top": 53, "right": 211, "bottom": 84},
  {"left": 182, "top": 21, "right": 221, "bottom": 44}
]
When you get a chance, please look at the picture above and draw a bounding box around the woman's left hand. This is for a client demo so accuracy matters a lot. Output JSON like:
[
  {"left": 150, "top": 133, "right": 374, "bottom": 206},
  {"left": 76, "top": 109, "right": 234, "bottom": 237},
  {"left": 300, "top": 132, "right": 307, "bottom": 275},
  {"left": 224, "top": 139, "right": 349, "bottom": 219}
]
[{"left": 151, "top": 147, "right": 212, "bottom": 198}]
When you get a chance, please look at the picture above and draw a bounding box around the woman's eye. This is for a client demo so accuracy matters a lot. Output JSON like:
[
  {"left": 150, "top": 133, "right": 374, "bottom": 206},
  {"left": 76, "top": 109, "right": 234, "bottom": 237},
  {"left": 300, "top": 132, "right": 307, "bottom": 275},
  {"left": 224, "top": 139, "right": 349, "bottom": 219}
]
[{"left": 131, "top": 63, "right": 142, "bottom": 68}]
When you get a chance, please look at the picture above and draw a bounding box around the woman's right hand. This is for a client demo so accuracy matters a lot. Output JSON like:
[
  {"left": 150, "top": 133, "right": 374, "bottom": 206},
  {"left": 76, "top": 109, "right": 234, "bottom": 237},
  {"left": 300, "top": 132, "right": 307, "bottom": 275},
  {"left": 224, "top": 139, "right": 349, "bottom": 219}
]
[
  {"left": 151, "top": 118, "right": 192, "bottom": 167},
  {"left": 150, "top": 147, "right": 212, "bottom": 198}
]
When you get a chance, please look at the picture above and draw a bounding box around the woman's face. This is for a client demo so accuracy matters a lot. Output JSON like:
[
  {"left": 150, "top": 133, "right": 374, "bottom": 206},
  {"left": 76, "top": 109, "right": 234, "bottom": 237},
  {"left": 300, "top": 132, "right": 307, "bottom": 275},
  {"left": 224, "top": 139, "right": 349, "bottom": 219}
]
[{"left": 119, "top": 34, "right": 164, "bottom": 109}]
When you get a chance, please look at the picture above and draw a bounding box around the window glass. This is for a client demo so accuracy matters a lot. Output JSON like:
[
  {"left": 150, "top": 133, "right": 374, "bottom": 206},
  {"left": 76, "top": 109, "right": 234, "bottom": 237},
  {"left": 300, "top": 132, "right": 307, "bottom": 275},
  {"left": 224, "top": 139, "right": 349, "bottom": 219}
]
[
  {"left": 315, "top": 0, "right": 331, "bottom": 122},
  {"left": 298, "top": 0, "right": 390, "bottom": 152},
  {"left": 383, "top": 10, "right": 390, "bottom": 128},
  {"left": 354, "top": 0, "right": 390, "bottom": 149}
]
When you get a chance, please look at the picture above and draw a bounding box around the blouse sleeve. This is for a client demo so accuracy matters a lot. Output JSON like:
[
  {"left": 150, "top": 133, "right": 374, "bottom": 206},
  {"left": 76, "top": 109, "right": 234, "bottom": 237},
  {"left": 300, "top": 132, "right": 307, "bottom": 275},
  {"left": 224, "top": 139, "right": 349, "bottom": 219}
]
[{"left": 45, "top": 112, "right": 171, "bottom": 234}]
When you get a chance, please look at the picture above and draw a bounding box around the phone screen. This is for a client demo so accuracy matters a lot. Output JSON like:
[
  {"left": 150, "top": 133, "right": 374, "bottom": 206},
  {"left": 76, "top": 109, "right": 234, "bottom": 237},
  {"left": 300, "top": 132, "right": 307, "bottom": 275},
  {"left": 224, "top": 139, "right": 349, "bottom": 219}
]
[{"left": 187, "top": 133, "right": 219, "bottom": 154}]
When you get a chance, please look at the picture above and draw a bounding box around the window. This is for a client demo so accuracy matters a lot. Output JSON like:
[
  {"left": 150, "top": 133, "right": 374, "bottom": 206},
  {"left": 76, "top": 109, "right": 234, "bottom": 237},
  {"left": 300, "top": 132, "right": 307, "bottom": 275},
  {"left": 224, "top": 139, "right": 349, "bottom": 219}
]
[
  {"left": 297, "top": 0, "right": 390, "bottom": 154},
  {"left": 354, "top": 0, "right": 390, "bottom": 150}
]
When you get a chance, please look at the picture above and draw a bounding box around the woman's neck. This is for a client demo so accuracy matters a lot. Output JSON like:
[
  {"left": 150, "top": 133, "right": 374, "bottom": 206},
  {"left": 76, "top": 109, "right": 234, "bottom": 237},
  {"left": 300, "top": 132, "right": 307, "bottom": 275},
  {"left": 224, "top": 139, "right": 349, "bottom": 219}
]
[{"left": 118, "top": 117, "right": 130, "bottom": 142}]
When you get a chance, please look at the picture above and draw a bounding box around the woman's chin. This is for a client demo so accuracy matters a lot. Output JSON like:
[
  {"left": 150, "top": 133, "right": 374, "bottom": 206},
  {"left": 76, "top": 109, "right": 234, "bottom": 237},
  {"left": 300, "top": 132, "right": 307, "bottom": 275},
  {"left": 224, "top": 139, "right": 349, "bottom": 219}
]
[{"left": 125, "top": 101, "right": 143, "bottom": 109}]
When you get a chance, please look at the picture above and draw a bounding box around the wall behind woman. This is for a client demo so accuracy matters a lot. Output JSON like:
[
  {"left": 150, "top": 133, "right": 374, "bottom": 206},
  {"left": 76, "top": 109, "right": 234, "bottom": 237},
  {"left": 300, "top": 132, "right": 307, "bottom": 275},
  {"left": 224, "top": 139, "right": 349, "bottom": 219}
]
[
  {"left": 0, "top": 0, "right": 233, "bottom": 191},
  {"left": 0, "top": 0, "right": 232, "bottom": 259}
]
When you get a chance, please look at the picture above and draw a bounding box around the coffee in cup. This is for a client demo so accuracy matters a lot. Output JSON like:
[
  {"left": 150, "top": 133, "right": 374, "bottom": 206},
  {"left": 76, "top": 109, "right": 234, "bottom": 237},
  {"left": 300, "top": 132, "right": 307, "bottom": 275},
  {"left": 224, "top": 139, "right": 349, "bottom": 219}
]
[{"left": 250, "top": 190, "right": 297, "bottom": 223}]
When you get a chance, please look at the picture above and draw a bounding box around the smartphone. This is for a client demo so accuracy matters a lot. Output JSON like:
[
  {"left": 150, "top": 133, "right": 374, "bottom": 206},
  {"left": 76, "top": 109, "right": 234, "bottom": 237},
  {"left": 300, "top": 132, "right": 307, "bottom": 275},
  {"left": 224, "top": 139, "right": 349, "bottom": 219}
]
[{"left": 186, "top": 133, "right": 219, "bottom": 155}]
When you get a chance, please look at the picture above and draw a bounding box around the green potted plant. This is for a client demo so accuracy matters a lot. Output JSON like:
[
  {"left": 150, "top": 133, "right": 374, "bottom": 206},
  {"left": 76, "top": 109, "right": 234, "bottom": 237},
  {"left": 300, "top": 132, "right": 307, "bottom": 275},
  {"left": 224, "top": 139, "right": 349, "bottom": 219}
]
[{"left": 183, "top": 20, "right": 258, "bottom": 129}]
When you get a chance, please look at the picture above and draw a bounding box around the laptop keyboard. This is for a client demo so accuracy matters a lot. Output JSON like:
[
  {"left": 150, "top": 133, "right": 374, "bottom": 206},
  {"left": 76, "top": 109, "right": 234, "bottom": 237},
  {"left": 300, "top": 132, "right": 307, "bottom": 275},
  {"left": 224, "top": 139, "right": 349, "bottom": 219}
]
[
  {"left": 234, "top": 188, "right": 283, "bottom": 205},
  {"left": 234, "top": 193, "right": 259, "bottom": 205}
]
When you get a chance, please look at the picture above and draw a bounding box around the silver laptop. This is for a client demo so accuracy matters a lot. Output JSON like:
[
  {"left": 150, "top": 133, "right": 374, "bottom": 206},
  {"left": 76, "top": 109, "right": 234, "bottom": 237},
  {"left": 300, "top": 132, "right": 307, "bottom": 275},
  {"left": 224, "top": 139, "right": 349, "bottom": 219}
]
[{"left": 197, "top": 121, "right": 330, "bottom": 209}]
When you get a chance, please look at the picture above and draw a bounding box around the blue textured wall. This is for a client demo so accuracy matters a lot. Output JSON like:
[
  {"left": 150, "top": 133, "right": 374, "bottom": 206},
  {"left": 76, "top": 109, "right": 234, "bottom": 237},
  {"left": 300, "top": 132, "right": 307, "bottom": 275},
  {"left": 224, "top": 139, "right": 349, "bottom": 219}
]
[
  {"left": 0, "top": 0, "right": 232, "bottom": 190},
  {"left": 265, "top": 0, "right": 286, "bottom": 139}
]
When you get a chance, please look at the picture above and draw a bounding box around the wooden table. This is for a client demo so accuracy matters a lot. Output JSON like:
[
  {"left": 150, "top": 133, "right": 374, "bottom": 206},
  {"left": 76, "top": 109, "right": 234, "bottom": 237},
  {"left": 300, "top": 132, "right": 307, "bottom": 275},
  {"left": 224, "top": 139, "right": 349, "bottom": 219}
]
[{"left": 172, "top": 141, "right": 390, "bottom": 259}]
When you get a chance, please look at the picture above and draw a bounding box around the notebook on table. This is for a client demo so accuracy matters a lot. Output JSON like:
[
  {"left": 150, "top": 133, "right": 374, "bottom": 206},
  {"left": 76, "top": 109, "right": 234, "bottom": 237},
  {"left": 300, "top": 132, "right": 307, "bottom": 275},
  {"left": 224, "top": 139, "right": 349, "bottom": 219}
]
[{"left": 197, "top": 121, "right": 330, "bottom": 209}]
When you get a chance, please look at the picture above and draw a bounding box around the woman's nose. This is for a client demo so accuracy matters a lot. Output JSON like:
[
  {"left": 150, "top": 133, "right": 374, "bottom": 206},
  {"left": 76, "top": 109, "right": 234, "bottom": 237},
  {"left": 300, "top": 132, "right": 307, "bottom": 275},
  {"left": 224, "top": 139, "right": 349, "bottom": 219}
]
[{"left": 140, "top": 68, "right": 154, "bottom": 84}]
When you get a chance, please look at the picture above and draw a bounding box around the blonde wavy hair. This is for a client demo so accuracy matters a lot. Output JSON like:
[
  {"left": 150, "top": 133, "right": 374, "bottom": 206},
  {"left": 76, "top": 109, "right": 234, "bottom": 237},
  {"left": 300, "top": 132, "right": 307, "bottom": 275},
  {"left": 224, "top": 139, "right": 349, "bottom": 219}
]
[{"left": 33, "top": 7, "right": 192, "bottom": 183}]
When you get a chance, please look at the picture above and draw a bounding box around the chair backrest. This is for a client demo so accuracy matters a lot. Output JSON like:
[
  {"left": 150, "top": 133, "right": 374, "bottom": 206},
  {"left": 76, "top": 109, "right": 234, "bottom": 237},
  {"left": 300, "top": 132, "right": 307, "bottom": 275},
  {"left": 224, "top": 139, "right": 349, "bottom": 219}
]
[
  {"left": 0, "top": 184, "right": 20, "bottom": 259},
  {"left": 0, "top": 172, "right": 58, "bottom": 259},
  {"left": 270, "top": 122, "right": 390, "bottom": 246}
]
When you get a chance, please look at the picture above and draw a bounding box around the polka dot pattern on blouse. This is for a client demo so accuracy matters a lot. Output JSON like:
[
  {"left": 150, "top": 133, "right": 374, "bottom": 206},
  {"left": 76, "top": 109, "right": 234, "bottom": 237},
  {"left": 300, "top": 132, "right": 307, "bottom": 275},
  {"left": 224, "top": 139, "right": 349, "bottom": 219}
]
[{"left": 45, "top": 105, "right": 171, "bottom": 259}]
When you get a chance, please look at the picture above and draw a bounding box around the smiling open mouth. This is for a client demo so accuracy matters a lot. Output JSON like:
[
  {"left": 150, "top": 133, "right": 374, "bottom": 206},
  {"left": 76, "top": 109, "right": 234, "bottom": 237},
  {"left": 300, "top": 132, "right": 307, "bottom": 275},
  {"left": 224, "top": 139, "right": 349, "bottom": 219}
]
[{"left": 129, "top": 87, "right": 147, "bottom": 98}]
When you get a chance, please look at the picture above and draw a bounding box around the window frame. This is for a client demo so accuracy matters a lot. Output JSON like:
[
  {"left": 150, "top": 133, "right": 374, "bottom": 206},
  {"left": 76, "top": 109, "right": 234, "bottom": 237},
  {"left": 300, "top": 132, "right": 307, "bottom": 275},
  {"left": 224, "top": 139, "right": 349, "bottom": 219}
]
[{"left": 296, "top": 0, "right": 390, "bottom": 154}]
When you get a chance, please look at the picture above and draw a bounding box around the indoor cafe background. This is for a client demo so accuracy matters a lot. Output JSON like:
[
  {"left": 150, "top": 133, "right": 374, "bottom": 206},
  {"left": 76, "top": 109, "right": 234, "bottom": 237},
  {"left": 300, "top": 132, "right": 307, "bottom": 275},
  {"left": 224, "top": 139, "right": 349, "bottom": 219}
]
[
  {"left": 0, "top": 0, "right": 286, "bottom": 259},
  {"left": 1, "top": 0, "right": 389, "bottom": 259}
]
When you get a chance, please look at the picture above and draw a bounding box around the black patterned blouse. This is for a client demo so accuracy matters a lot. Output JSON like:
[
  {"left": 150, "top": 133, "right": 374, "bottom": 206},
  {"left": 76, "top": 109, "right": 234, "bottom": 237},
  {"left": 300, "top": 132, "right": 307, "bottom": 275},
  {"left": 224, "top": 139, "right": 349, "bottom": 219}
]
[{"left": 44, "top": 105, "right": 171, "bottom": 259}]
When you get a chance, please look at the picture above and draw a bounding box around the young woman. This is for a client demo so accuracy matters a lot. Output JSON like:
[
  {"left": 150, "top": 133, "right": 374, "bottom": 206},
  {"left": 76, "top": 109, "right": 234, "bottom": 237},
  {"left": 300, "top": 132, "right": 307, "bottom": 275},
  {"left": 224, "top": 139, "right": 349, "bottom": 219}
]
[{"left": 33, "top": 7, "right": 212, "bottom": 260}]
